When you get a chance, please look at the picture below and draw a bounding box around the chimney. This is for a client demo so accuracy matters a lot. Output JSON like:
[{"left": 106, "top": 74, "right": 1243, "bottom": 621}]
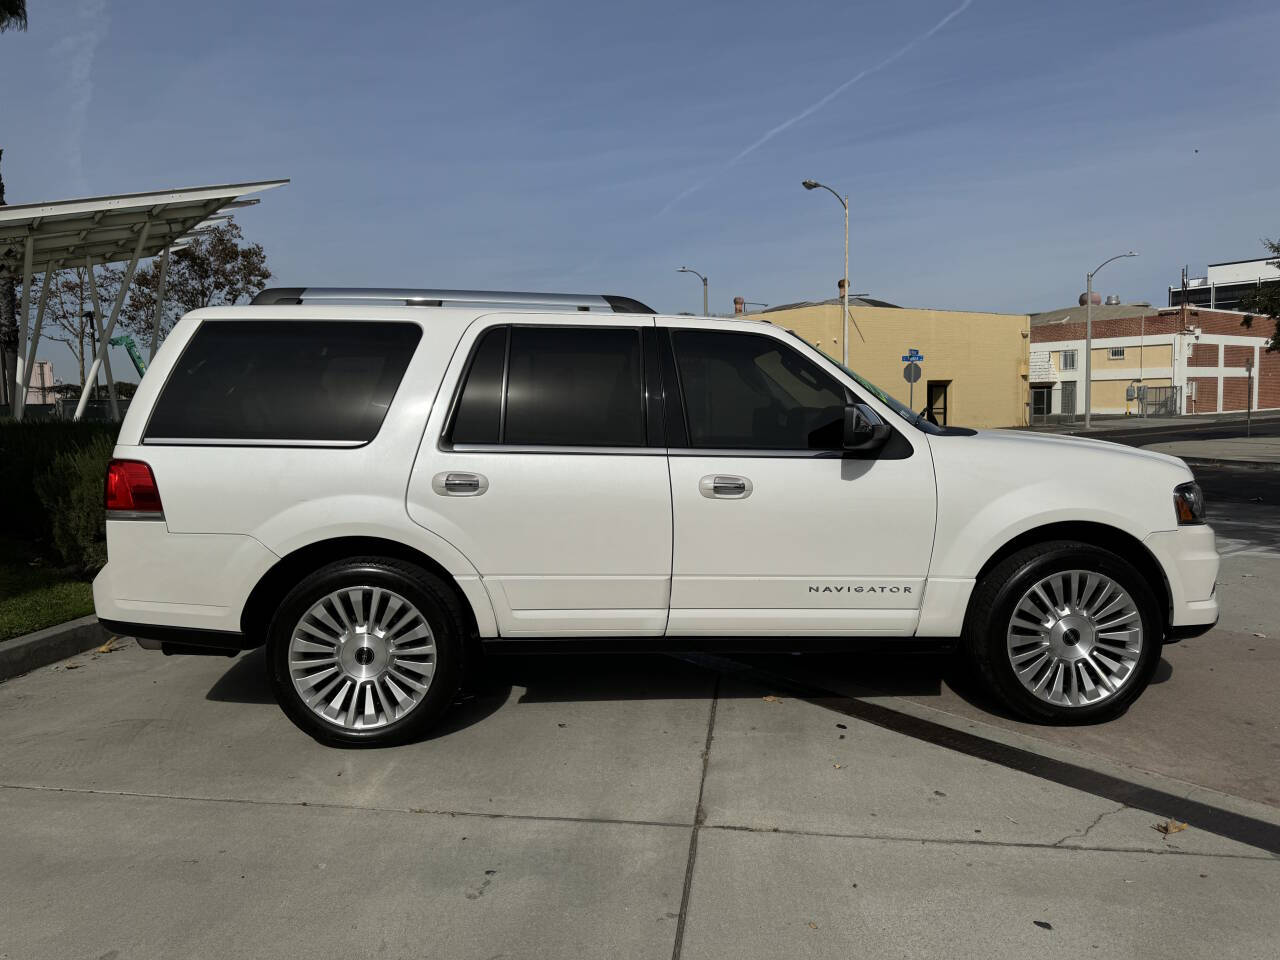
[{"left": 733, "top": 296, "right": 745, "bottom": 315}]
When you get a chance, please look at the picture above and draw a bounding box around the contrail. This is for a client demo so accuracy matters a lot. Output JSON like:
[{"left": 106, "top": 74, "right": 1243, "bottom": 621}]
[
  {"left": 659, "top": 0, "right": 974, "bottom": 215},
  {"left": 53, "top": 0, "right": 109, "bottom": 194}
]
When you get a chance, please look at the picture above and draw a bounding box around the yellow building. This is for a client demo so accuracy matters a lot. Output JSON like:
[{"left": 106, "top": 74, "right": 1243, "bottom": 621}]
[{"left": 751, "top": 298, "right": 1031, "bottom": 429}]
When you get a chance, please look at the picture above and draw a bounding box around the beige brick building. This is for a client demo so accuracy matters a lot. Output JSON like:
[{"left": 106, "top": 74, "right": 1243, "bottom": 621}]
[
  {"left": 1029, "top": 304, "right": 1277, "bottom": 419},
  {"left": 750, "top": 298, "right": 1031, "bottom": 429}
]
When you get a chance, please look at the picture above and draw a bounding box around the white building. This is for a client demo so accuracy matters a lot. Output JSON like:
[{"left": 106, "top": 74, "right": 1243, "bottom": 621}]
[
  {"left": 1169, "top": 257, "right": 1280, "bottom": 312},
  {"left": 25, "top": 360, "right": 58, "bottom": 405}
]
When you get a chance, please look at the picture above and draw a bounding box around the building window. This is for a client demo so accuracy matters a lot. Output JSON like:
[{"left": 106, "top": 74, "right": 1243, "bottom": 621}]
[
  {"left": 1059, "top": 350, "right": 1077, "bottom": 371},
  {"left": 1109, "top": 347, "right": 1126, "bottom": 360}
]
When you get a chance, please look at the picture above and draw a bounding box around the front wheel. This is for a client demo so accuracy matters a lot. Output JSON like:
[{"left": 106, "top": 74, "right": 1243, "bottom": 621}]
[
  {"left": 964, "top": 541, "right": 1162, "bottom": 723},
  {"left": 266, "top": 557, "right": 466, "bottom": 746}
]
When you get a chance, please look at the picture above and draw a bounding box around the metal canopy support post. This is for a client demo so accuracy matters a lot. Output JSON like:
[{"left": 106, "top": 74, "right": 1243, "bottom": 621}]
[
  {"left": 149, "top": 244, "right": 170, "bottom": 362},
  {"left": 15, "top": 260, "right": 57, "bottom": 420},
  {"left": 13, "top": 237, "right": 33, "bottom": 418},
  {"left": 75, "top": 221, "right": 150, "bottom": 421},
  {"left": 86, "top": 262, "right": 119, "bottom": 421}
]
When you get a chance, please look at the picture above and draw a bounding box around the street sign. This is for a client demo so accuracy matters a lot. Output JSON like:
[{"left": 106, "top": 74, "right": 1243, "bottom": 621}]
[{"left": 903, "top": 363, "right": 921, "bottom": 384}]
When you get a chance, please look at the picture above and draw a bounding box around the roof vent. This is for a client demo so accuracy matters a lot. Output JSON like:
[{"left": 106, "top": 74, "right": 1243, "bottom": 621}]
[{"left": 1104, "top": 295, "right": 1122, "bottom": 306}]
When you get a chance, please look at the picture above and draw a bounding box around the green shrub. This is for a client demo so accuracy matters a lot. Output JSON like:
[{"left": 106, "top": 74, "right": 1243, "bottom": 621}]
[
  {"left": 36, "top": 432, "right": 116, "bottom": 573},
  {"left": 0, "top": 421, "right": 118, "bottom": 569}
]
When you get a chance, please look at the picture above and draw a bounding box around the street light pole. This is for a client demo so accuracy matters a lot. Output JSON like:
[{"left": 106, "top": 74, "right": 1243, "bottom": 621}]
[
  {"left": 803, "top": 179, "right": 850, "bottom": 366},
  {"left": 1084, "top": 251, "right": 1138, "bottom": 429},
  {"left": 677, "top": 266, "right": 708, "bottom": 316}
]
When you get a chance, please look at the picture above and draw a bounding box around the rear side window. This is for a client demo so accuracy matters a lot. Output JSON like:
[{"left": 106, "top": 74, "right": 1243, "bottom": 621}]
[
  {"left": 144, "top": 321, "right": 422, "bottom": 443},
  {"left": 449, "top": 325, "right": 645, "bottom": 447}
]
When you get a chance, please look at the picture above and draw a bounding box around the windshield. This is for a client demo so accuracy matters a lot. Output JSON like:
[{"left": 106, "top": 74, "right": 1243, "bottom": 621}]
[{"left": 780, "top": 328, "right": 945, "bottom": 435}]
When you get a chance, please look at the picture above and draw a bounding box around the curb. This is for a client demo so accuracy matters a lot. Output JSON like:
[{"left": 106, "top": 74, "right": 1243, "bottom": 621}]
[{"left": 0, "top": 615, "right": 108, "bottom": 682}]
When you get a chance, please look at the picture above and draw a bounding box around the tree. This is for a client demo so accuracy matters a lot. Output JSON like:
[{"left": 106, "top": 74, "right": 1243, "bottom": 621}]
[
  {"left": 0, "top": 0, "right": 27, "bottom": 32},
  {"left": 40, "top": 265, "right": 124, "bottom": 386},
  {"left": 122, "top": 221, "right": 270, "bottom": 348},
  {"left": 1, "top": 148, "right": 17, "bottom": 406},
  {"left": 1240, "top": 237, "right": 1280, "bottom": 352}
]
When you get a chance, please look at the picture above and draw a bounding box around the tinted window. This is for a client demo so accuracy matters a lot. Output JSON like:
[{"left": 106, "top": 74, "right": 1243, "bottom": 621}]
[
  {"left": 504, "top": 327, "right": 644, "bottom": 446},
  {"left": 671, "top": 330, "right": 848, "bottom": 449},
  {"left": 450, "top": 326, "right": 507, "bottom": 444},
  {"left": 145, "top": 320, "right": 421, "bottom": 442}
]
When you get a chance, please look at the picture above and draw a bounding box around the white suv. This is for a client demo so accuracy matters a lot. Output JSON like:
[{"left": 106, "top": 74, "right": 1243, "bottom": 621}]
[{"left": 94, "top": 288, "right": 1220, "bottom": 745}]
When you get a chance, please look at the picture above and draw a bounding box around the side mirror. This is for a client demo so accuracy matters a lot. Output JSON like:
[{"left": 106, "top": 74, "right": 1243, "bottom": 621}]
[{"left": 843, "top": 403, "right": 890, "bottom": 454}]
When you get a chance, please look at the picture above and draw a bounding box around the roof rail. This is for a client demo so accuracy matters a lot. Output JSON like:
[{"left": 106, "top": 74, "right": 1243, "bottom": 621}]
[{"left": 250, "top": 287, "right": 656, "bottom": 314}]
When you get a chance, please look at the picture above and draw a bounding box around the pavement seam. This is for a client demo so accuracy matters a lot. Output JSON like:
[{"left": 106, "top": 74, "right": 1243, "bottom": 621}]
[
  {"left": 0, "top": 782, "right": 691, "bottom": 831},
  {"left": 4, "top": 781, "right": 1270, "bottom": 861},
  {"left": 700, "top": 820, "right": 1276, "bottom": 860},
  {"left": 670, "top": 673, "right": 719, "bottom": 960}
]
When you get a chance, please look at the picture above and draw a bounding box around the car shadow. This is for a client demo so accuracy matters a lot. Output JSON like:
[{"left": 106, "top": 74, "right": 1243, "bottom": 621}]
[
  {"left": 206, "top": 646, "right": 515, "bottom": 741},
  {"left": 205, "top": 644, "right": 1175, "bottom": 736},
  {"left": 733, "top": 648, "right": 1175, "bottom": 725}
]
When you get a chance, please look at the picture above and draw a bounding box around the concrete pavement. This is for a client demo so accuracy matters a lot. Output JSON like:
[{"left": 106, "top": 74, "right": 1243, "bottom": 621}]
[{"left": 2, "top": 610, "right": 1278, "bottom": 958}]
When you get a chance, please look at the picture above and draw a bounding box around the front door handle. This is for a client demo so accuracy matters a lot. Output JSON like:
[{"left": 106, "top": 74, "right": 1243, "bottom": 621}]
[
  {"left": 699, "top": 474, "right": 752, "bottom": 499},
  {"left": 432, "top": 471, "right": 489, "bottom": 497}
]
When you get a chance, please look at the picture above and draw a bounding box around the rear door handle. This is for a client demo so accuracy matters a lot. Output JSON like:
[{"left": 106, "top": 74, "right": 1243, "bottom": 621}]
[
  {"left": 432, "top": 471, "right": 489, "bottom": 497},
  {"left": 699, "top": 475, "right": 752, "bottom": 499}
]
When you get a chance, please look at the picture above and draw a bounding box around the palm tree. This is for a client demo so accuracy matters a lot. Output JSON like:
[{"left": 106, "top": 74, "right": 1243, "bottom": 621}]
[{"left": 0, "top": 0, "right": 28, "bottom": 32}]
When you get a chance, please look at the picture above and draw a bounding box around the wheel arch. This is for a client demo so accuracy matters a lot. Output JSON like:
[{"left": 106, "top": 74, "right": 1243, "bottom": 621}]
[
  {"left": 239, "top": 536, "right": 485, "bottom": 645},
  {"left": 968, "top": 521, "right": 1172, "bottom": 633}
]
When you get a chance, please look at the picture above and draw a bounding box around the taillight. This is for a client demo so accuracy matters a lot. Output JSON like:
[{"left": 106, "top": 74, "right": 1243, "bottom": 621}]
[{"left": 104, "top": 459, "right": 164, "bottom": 517}]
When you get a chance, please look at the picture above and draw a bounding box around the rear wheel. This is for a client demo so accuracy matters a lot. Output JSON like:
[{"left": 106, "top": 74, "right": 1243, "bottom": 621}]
[
  {"left": 964, "top": 541, "right": 1162, "bottom": 723},
  {"left": 266, "top": 557, "right": 465, "bottom": 746}
]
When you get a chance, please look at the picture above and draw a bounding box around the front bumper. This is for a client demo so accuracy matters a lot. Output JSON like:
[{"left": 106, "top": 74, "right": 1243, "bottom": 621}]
[{"left": 1143, "top": 524, "right": 1219, "bottom": 630}]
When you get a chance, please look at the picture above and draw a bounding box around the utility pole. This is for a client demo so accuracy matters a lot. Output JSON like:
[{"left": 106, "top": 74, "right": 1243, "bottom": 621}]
[
  {"left": 1084, "top": 251, "right": 1138, "bottom": 429},
  {"left": 1246, "top": 356, "right": 1254, "bottom": 437}
]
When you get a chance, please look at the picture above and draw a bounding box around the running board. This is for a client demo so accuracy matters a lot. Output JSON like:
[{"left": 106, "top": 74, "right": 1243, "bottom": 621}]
[{"left": 480, "top": 636, "right": 957, "bottom": 656}]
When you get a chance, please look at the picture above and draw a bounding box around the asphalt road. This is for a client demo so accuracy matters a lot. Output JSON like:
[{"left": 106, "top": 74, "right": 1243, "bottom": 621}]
[
  {"left": 1066, "top": 417, "right": 1280, "bottom": 506},
  {"left": 1067, "top": 413, "right": 1280, "bottom": 448}
]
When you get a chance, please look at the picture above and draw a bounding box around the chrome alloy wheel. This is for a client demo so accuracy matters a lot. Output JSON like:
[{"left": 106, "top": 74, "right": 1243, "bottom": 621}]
[
  {"left": 288, "top": 586, "right": 436, "bottom": 730},
  {"left": 1005, "top": 569, "right": 1144, "bottom": 708}
]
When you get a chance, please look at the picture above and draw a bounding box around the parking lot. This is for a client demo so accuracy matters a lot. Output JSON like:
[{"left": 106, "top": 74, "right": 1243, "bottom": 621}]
[{"left": 2, "top": 460, "right": 1279, "bottom": 960}]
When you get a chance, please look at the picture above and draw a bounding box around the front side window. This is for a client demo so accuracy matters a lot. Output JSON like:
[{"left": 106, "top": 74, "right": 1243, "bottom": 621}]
[
  {"left": 145, "top": 320, "right": 422, "bottom": 443},
  {"left": 670, "top": 330, "right": 848, "bottom": 449},
  {"left": 1109, "top": 347, "right": 1126, "bottom": 360},
  {"left": 1060, "top": 349, "right": 1078, "bottom": 371},
  {"left": 448, "top": 325, "right": 645, "bottom": 447}
]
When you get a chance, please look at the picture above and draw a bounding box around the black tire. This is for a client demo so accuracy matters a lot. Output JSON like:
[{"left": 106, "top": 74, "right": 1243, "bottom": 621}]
[
  {"left": 266, "top": 557, "right": 467, "bottom": 747},
  {"left": 962, "top": 540, "right": 1163, "bottom": 724}
]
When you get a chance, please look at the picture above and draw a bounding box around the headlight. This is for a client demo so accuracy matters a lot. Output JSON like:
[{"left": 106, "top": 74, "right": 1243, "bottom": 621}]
[{"left": 1173, "top": 481, "right": 1205, "bottom": 525}]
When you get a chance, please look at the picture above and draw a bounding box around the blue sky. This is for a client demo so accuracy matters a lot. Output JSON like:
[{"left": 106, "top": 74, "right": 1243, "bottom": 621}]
[{"left": 4, "top": 0, "right": 1279, "bottom": 383}]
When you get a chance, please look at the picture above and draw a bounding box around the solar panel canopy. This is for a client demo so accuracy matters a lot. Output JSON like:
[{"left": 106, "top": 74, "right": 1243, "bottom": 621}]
[{"left": 0, "top": 179, "right": 287, "bottom": 278}]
